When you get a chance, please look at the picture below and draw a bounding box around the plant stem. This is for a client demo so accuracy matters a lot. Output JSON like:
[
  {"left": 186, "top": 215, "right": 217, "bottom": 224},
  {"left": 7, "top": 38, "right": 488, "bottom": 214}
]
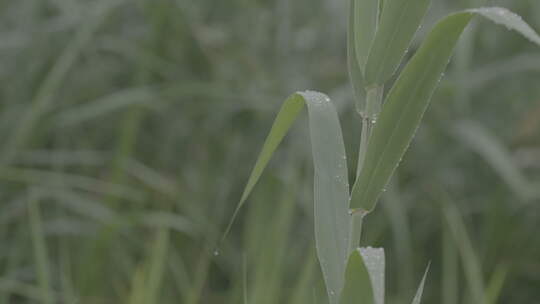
[
  {"left": 348, "top": 212, "right": 364, "bottom": 253},
  {"left": 349, "top": 85, "right": 384, "bottom": 253},
  {"left": 356, "top": 85, "right": 384, "bottom": 177}
]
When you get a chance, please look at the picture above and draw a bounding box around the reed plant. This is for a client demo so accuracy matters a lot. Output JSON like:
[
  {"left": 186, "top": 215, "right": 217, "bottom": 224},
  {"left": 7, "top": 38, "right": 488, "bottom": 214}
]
[{"left": 228, "top": 1, "right": 540, "bottom": 303}]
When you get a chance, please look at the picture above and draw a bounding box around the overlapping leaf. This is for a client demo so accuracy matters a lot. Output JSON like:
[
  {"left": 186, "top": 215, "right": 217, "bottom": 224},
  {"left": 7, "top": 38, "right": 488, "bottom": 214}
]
[
  {"left": 225, "top": 91, "right": 350, "bottom": 304},
  {"left": 350, "top": 7, "right": 540, "bottom": 211},
  {"left": 364, "top": 0, "right": 431, "bottom": 85},
  {"left": 340, "top": 250, "right": 374, "bottom": 304},
  {"left": 348, "top": 0, "right": 368, "bottom": 113},
  {"left": 352, "top": 0, "right": 379, "bottom": 71}
]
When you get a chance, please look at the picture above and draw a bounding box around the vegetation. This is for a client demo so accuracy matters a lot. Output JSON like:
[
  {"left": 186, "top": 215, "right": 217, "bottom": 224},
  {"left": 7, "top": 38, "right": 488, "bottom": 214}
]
[
  {"left": 1, "top": 0, "right": 540, "bottom": 303},
  {"left": 230, "top": 2, "right": 540, "bottom": 304}
]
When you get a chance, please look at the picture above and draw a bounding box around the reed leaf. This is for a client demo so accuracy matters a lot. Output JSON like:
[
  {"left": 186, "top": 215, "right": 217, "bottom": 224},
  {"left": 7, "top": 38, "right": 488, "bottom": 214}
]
[
  {"left": 225, "top": 91, "right": 350, "bottom": 304},
  {"left": 340, "top": 249, "right": 374, "bottom": 304},
  {"left": 350, "top": 7, "right": 540, "bottom": 212},
  {"left": 364, "top": 0, "right": 431, "bottom": 85}
]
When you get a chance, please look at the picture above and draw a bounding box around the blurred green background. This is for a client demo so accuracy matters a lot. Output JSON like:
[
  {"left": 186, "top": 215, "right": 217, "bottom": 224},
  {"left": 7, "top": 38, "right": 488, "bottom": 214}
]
[{"left": 1, "top": 0, "right": 540, "bottom": 303}]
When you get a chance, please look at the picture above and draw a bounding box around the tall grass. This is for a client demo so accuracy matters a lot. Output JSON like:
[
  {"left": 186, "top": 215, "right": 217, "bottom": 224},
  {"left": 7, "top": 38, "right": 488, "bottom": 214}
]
[
  {"left": 0, "top": 0, "right": 540, "bottom": 303},
  {"left": 229, "top": 1, "right": 540, "bottom": 304}
]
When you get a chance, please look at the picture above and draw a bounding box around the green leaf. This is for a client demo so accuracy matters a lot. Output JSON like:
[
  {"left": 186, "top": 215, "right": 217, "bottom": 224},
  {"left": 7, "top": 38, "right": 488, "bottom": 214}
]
[
  {"left": 359, "top": 247, "right": 385, "bottom": 304},
  {"left": 485, "top": 263, "right": 508, "bottom": 304},
  {"left": 443, "top": 203, "right": 484, "bottom": 304},
  {"left": 453, "top": 120, "right": 537, "bottom": 200},
  {"left": 340, "top": 250, "right": 374, "bottom": 304},
  {"left": 224, "top": 91, "right": 350, "bottom": 304},
  {"left": 411, "top": 263, "right": 430, "bottom": 304},
  {"left": 301, "top": 91, "right": 351, "bottom": 304},
  {"left": 469, "top": 7, "right": 540, "bottom": 46},
  {"left": 348, "top": 0, "right": 367, "bottom": 113},
  {"left": 350, "top": 7, "right": 540, "bottom": 212},
  {"left": 364, "top": 0, "right": 431, "bottom": 85},
  {"left": 352, "top": 0, "right": 379, "bottom": 71}
]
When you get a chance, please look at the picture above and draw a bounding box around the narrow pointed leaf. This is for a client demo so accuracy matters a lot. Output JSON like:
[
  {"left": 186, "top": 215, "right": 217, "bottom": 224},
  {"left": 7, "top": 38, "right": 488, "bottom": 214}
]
[
  {"left": 340, "top": 250, "right": 374, "bottom": 304},
  {"left": 411, "top": 263, "right": 431, "bottom": 304},
  {"left": 453, "top": 120, "right": 536, "bottom": 200},
  {"left": 348, "top": 0, "right": 367, "bottom": 113},
  {"left": 225, "top": 91, "right": 350, "bottom": 304},
  {"left": 350, "top": 8, "right": 540, "bottom": 211},
  {"left": 359, "top": 247, "right": 385, "bottom": 304},
  {"left": 353, "top": 0, "right": 379, "bottom": 71},
  {"left": 469, "top": 7, "right": 540, "bottom": 46},
  {"left": 364, "top": 0, "right": 431, "bottom": 85}
]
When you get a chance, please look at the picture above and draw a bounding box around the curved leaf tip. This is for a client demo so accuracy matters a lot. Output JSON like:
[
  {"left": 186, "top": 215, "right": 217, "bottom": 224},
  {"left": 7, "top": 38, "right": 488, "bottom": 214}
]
[
  {"left": 350, "top": 7, "right": 540, "bottom": 212},
  {"left": 222, "top": 90, "right": 350, "bottom": 304}
]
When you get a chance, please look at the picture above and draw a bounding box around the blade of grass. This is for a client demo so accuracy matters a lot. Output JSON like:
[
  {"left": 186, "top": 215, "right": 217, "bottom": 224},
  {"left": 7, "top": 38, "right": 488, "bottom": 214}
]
[
  {"left": 347, "top": 0, "right": 366, "bottom": 113},
  {"left": 289, "top": 252, "right": 317, "bottom": 304},
  {"left": 411, "top": 263, "right": 430, "bottom": 304},
  {"left": 243, "top": 253, "right": 248, "bottom": 304},
  {"left": 55, "top": 86, "right": 155, "bottom": 126},
  {"left": 27, "top": 190, "right": 54, "bottom": 304},
  {"left": 453, "top": 120, "right": 537, "bottom": 200},
  {"left": 0, "top": 278, "right": 55, "bottom": 302},
  {"left": 364, "top": 0, "right": 431, "bottom": 85},
  {"left": 145, "top": 227, "right": 169, "bottom": 304},
  {"left": 0, "top": 167, "right": 143, "bottom": 201},
  {"left": 339, "top": 249, "right": 374, "bottom": 304},
  {"left": 381, "top": 182, "right": 414, "bottom": 296},
  {"left": 248, "top": 183, "right": 296, "bottom": 304},
  {"left": 224, "top": 91, "right": 350, "bottom": 304},
  {"left": 443, "top": 203, "right": 484, "bottom": 304},
  {"left": 359, "top": 247, "right": 385, "bottom": 304},
  {"left": 442, "top": 223, "right": 458, "bottom": 304},
  {"left": 128, "top": 267, "right": 146, "bottom": 304},
  {"left": 352, "top": 0, "right": 379, "bottom": 72},
  {"left": 0, "top": 0, "right": 122, "bottom": 166},
  {"left": 350, "top": 7, "right": 540, "bottom": 212},
  {"left": 485, "top": 263, "right": 508, "bottom": 304}
]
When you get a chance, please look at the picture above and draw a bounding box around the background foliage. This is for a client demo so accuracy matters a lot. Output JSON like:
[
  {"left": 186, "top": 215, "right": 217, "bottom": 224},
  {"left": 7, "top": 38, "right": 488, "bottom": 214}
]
[{"left": 1, "top": 0, "right": 539, "bottom": 303}]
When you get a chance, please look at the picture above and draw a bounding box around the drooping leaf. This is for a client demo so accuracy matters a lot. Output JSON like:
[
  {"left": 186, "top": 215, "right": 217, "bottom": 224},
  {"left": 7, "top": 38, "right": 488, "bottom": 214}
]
[
  {"left": 411, "top": 263, "right": 430, "bottom": 304},
  {"left": 339, "top": 250, "right": 374, "bottom": 304},
  {"left": 302, "top": 91, "right": 351, "bottom": 304},
  {"left": 469, "top": 7, "right": 540, "bottom": 46},
  {"left": 224, "top": 91, "right": 350, "bottom": 304},
  {"left": 350, "top": 7, "right": 540, "bottom": 212},
  {"left": 453, "top": 120, "right": 537, "bottom": 200},
  {"left": 364, "top": 0, "right": 431, "bottom": 85}
]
